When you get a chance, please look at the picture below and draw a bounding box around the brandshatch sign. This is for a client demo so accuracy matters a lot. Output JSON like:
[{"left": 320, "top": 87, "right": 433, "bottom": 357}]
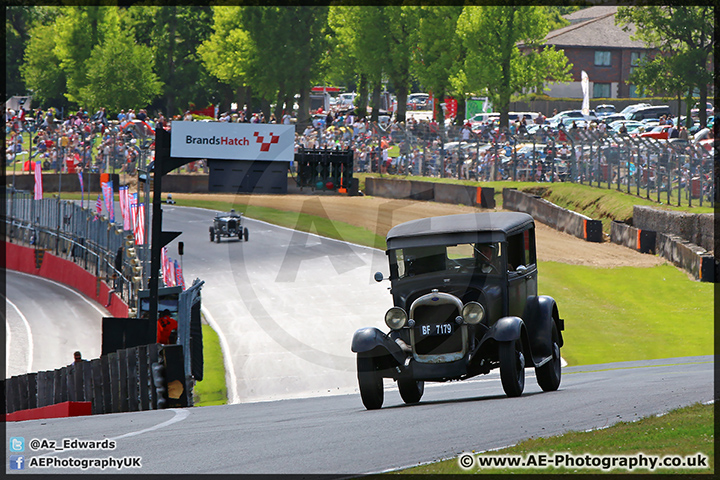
[{"left": 170, "top": 121, "right": 294, "bottom": 162}]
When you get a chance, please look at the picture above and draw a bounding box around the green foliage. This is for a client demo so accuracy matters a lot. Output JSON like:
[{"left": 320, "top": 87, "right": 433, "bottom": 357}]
[
  {"left": 411, "top": 6, "right": 463, "bottom": 121},
  {"left": 20, "top": 23, "right": 67, "bottom": 107},
  {"left": 458, "top": 6, "right": 572, "bottom": 127},
  {"left": 616, "top": 6, "right": 714, "bottom": 126},
  {"left": 77, "top": 9, "right": 162, "bottom": 112}
]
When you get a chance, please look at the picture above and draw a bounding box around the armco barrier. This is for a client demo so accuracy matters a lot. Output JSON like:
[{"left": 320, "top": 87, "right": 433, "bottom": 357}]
[
  {"left": 364, "top": 177, "right": 495, "bottom": 208},
  {"left": 4, "top": 242, "right": 128, "bottom": 318},
  {"left": 503, "top": 188, "right": 602, "bottom": 242}
]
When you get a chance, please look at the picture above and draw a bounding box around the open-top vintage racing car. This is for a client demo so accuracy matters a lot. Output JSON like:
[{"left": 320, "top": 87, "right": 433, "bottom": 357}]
[
  {"left": 209, "top": 209, "right": 249, "bottom": 243},
  {"left": 352, "top": 212, "right": 564, "bottom": 409}
]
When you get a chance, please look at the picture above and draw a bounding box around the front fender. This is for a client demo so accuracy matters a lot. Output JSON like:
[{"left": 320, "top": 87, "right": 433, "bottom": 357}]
[
  {"left": 351, "top": 327, "right": 405, "bottom": 365},
  {"left": 486, "top": 316, "right": 524, "bottom": 342}
]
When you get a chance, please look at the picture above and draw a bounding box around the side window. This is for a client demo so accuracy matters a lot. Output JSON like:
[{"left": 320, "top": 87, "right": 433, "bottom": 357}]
[
  {"left": 524, "top": 228, "right": 536, "bottom": 266},
  {"left": 506, "top": 233, "right": 525, "bottom": 270}
]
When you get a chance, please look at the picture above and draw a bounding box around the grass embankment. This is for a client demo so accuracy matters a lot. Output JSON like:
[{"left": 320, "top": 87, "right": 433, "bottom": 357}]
[
  {"left": 392, "top": 402, "right": 713, "bottom": 475},
  {"left": 355, "top": 173, "right": 714, "bottom": 234}
]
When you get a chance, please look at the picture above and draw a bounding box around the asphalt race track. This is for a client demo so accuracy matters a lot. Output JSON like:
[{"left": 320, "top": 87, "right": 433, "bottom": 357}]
[
  {"left": 6, "top": 357, "right": 713, "bottom": 475},
  {"left": 5, "top": 205, "right": 714, "bottom": 475},
  {"left": 161, "top": 205, "right": 393, "bottom": 403},
  {"left": 5, "top": 270, "right": 107, "bottom": 376}
]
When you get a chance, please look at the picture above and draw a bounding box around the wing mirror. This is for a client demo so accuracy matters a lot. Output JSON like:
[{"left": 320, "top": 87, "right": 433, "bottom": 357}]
[{"left": 374, "top": 272, "right": 385, "bottom": 282}]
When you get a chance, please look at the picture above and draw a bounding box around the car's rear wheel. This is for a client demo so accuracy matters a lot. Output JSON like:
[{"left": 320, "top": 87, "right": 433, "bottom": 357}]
[
  {"left": 536, "top": 323, "right": 561, "bottom": 392},
  {"left": 243, "top": 227, "right": 249, "bottom": 242},
  {"left": 209, "top": 228, "right": 215, "bottom": 242},
  {"left": 397, "top": 377, "right": 424, "bottom": 404},
  {"left": 357, "top": 355, "right": 384, "bottom": 410},
  {"left": 499, "top": 339, "right": 525, "bottom": 397}
]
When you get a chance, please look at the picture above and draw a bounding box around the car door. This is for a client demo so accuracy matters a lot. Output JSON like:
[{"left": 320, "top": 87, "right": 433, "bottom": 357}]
[{"left": 507, "top": 228, "right": 537, "bottom": 317}]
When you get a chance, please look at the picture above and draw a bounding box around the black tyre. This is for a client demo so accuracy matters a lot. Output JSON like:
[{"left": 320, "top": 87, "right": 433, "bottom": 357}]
[
  {"left": 209, "top": 228, "right": 215, "bottom": 242},
  {"left": 357, "top": 355, "right": 384, "bottom": 410},
  {"left": 535, "top": 323, "right": 562, "bottom": 392},
  {"left": 397, "top": 377, "right": 424, "bottom": 404},
  {"left": 499, "top": 339, "right": 525, "bottom": 397},
  {"left": 243, "top": 227, "right": 249, "bottom": 242},
  {"left": 215, "top": 232, "right": 221, "bottom": 243}
]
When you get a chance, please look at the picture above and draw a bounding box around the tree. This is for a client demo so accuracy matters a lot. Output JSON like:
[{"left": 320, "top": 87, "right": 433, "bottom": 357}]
[
  {"left": 457, "top": 6, "right": 572, "bottom": 128},
  {"left": 52, "top": 6, "right": 105, "bottom": 106},
  {"left": 20, "top": 23, "right": 68, "bottom": 109},
  {"left": 384, "top": 6, "right": 420, "bottom": 124},
  {"left": 616, "top": 5, "right": 714, "bottom": 127},
  {"left": 411, "top": 6, "right": 464, "bottom": 123},
  {"left": 129, "top": 5, "right": 221, "bottom": 118},
  {"left": 77, "top": 9, "right": 162, "bottom": 113},
  {"left": 200, "top": 6, "right": 327, "bottom": 123}
]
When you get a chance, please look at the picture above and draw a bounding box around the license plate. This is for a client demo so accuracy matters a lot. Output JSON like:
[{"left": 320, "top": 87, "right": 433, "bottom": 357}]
[{"left": 416, "top": 323, "right": 455, "bottom": 338}]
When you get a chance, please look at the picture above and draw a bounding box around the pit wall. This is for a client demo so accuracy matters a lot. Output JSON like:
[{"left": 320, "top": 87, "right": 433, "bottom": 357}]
[
  {"left": 364, "top": 177, "right": 496, "bottom": 208},
  {"left": 3, "top": 242, "right": 129, "bottom": 318},
  {"left": 502, "top": 188, "right": 603, "bottom": 242}
]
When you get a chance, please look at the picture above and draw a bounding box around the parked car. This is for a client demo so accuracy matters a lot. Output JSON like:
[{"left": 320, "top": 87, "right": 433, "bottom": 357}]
[
  {"left": 602, "top": 113, "right": 627, "bottom": 125},
  {"left": 595, "top": 104, "right": 616, "bottom": 117},
  {"left": 626, "top": 105, "right": 671, "bottom": 121},
  {"left": 351, "top": 212, "right": 565, "bottom": 409},
  {"left": 209, "top": 209, "right": 249, "bottom": 243},
  {"left": 640, "top": 125, "right": 673, "bottom": 140}
]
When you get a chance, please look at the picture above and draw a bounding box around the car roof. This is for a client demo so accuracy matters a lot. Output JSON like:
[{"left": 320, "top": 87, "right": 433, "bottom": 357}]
[{"left": 386, "top": 212, "right": 534, "bottom": 249}]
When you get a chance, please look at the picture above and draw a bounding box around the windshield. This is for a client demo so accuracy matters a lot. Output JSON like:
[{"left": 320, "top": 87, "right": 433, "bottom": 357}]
[{"left": 391, "top": 242, "right": 503, "bottom": 278}]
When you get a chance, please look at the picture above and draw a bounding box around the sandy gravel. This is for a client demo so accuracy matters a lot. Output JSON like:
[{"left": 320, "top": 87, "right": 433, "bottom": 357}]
[{"left": 169, "top": 193, "right": 666, "bottom": 268}]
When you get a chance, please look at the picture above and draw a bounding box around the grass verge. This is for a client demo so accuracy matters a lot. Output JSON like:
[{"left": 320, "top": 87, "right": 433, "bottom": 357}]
[
  {"left": 193, "top": 323, "right": 227, "bottom": 407},
  {"left": 390, "top": 402, "right": 713, "bottom": 475}
]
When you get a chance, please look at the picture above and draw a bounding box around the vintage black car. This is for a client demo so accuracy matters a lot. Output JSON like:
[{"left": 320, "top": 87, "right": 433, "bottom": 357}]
[
  {"left": 351, "top": 212, "right": 564, "bottom": 409},
  {"left": 209, "top": 209, "right": 249, "bottom": 243}
]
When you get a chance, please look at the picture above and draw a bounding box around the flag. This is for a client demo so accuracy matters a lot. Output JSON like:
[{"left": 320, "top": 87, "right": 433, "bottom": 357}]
[
  {"left": 134, "top": 203, "right": 145, "bottom": 245},
  {"left": 119, "top": 186, "right": 131, "bottom": 231},
  {"left": 581, "top": 70, "right": 590, "bottom": 116},
  {"left": 129, "top": 193, "right": 138, "bottom": 232},
  {"left": 94, "top": 193, "right": 102, "bottom": 221},
  {"left": 102, "top": 180, "right": 115, "bottom": 223},
  {"left": 77, "top": 171, "right": 84, "bottom": 204},
  {"left": 34, "top": 160, "right": 43, "bottom": 200},
  {"left": 167, "top": 258, "right": 176, "bottom": 288},
  {"left": 174, "top": 259, "right": 185, "bottom": 290},
  {"left": 161, "top": 247, "right": 173, "bottom": 287}
]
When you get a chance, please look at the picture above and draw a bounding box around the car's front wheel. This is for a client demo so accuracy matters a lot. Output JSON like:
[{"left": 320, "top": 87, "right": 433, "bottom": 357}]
[
  {"left": 397, "top": 377, "right": 424, "bottom": 404},
  {"left": 357, "top": 355, "right": 384, "bottom": 410},
  {"left": 209, "top": 227, "right": 215, "bottom": 242},
  {"left": 535, "top": 323, "right": 561, "bottom": 392},
  {"left": 214, "top": 231, "right": 221, "bottom": 243},
  {"left": 499, "top": 339, "right": 525, "bottom": 397}
]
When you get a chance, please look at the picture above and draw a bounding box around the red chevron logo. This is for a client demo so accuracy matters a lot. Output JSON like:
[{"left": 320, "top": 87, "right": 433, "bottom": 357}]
[{"left": 253, "top": 131, "right": 280, "bottom": 152}]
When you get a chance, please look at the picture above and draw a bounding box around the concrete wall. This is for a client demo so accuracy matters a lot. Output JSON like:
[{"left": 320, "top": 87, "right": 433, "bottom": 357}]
[
  {"left": 633, "top": 206, "right": 714, "bottom": 253},
  {"left": 364, "top": 177, "right": 496, "bottom": 208},
  {"left": 655, "top": 233, "right": 716, "bottom": 282},
  {"left": 502, "top": 188, "right": 602, "bottom": 242}
]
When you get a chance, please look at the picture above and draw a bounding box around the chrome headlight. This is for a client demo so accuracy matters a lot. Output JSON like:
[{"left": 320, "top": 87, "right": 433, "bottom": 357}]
[
  {"left": 462, "top": 302, "right": 485, "bottom": 325},
  {"left": 384, "top": 307, "right": 408, "bottom": 330}
]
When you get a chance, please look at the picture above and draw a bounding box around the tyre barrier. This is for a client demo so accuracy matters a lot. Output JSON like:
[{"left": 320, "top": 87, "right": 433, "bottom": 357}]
[{"left": 502, "top": 188, "right": 602, "bottom": 242}]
